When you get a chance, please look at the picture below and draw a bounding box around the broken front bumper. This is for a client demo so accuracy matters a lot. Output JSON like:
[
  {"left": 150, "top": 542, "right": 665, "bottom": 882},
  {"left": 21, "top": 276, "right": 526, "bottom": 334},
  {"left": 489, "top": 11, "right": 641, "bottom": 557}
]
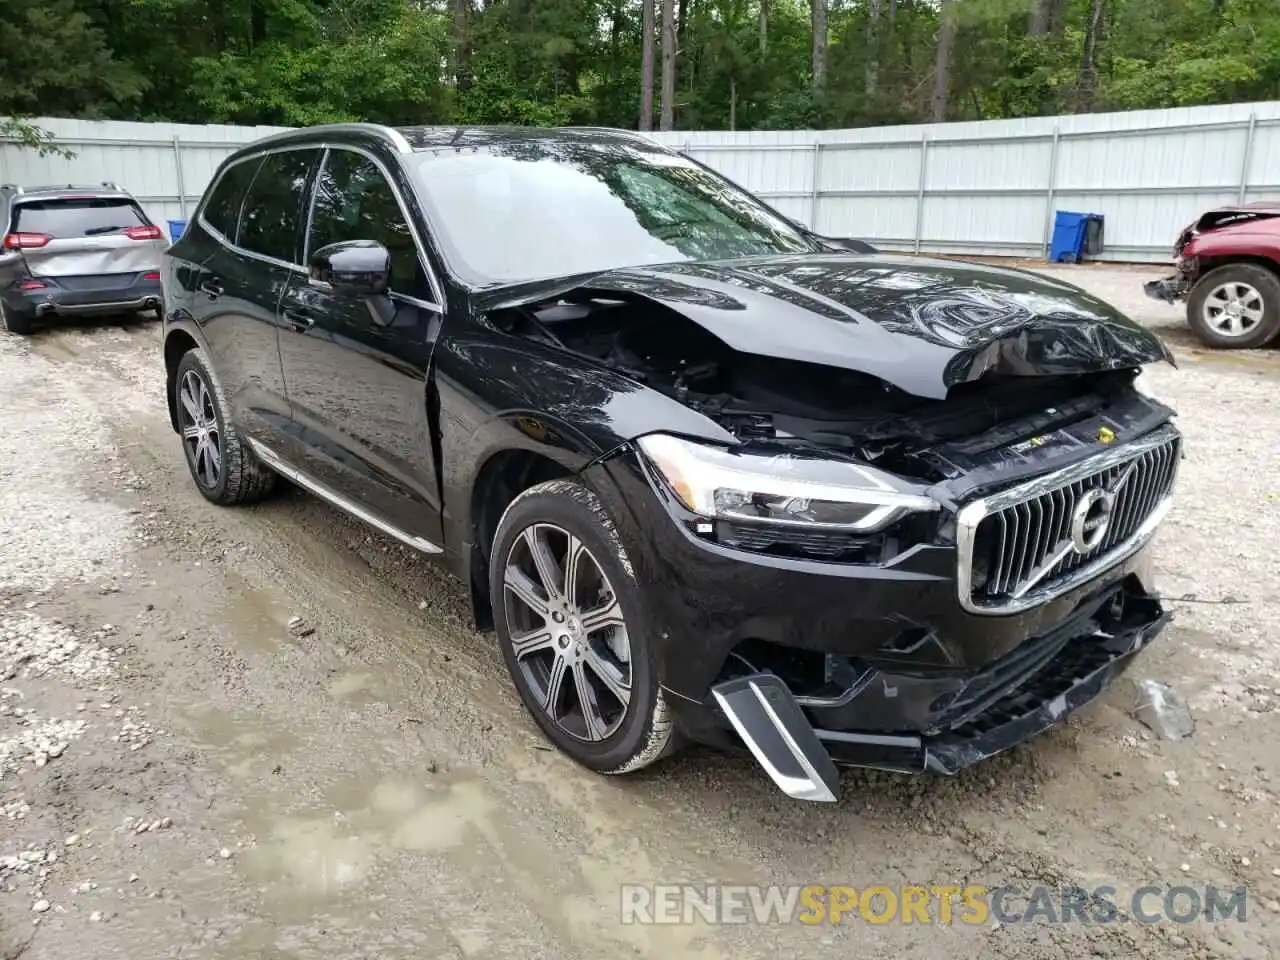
[
  {"left": 1144, "top": 275, "right": 1191, "bottom": 303},
  {"left": 705, "top": 582, "right": 1169, "bottom": 802}
]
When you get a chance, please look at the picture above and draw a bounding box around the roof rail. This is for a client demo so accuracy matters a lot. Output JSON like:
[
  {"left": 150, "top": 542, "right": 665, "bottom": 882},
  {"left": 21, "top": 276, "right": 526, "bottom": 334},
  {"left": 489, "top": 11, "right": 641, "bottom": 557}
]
[
  {"left": 0, "top": 183, "right": 21, "bottom": 194},
  {"left": 101, "top": 180, "right": 121, "bottom": 190},
  {"left": 235, "top": 123, "right": 413, "bottom": 155},
  {"left": 559, "top": 125, "right": 653, "bottom": 140}
]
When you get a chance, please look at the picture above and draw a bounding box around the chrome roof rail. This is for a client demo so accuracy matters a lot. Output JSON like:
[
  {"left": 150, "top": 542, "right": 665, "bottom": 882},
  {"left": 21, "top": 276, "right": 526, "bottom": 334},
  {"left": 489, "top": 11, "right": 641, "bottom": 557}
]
[{"left": 237, "top": 123, "right": 413, "bottom": 155}]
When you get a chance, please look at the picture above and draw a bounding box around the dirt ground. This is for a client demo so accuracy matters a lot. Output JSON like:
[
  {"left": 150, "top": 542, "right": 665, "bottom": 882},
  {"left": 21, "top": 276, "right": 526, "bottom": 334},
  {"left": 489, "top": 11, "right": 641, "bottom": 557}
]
[{"left": 1, "top": 262, "right": 1278, "bottom": 960}]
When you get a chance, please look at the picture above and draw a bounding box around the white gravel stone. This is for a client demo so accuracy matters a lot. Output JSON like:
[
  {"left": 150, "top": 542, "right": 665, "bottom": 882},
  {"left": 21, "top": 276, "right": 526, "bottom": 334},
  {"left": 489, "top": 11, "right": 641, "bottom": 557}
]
[
  {"left": 0, "top": 614, "right": 116, "bottom": 686},
  {"left": 2, "top": 799, "right": 29, "bottom": 820},
  {"left": 115, "top": 712, "right": 155, "bottom": 752},
  {"left": 0, "top": 337, "right": 134, "bottom": 592},
  {"left": 31, "top": 899, "right": 50, "bottom": 913},
  {"left": 0, "top": 711, "right": 87, "bottom": 781}
]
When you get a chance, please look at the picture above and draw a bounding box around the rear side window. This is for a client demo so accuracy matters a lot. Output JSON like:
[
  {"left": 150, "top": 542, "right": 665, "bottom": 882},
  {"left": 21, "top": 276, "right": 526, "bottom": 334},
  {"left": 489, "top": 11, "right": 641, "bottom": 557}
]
[
  {"left": 12, "top": 199, "right": 147, "bottom": 238},
  {"left": 202, "top": 159, "right": 261, "bottom": 242},
  {"left": 237, "top": 149, "right": 320, "bottom": 264}
]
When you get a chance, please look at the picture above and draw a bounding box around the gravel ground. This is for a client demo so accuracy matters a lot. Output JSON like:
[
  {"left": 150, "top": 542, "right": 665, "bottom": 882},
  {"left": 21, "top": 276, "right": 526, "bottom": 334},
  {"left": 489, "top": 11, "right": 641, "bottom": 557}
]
[{"left": 0, "top": 265, "right": 1278, "bottom": 960}]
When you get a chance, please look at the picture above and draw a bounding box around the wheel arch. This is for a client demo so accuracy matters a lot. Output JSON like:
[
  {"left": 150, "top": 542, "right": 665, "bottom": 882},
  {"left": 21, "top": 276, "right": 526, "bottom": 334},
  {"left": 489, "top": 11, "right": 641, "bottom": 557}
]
[
  {"left": 163, "top": 326, "right": 202, "bottom": 432},
  {"left": 1193, "top": 253, "right": 1280, "bottom": 283},
  {"left": 465, "top": 447, "right": 580, "bottom": 632}
]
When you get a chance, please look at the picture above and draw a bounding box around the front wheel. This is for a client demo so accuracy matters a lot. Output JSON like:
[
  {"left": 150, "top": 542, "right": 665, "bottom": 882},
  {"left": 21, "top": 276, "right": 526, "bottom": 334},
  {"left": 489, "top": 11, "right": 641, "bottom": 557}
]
[
  {"left": 490, "top": 479, "right": 676, "bottom": 774},
  {"left": 1186, "top": 264, "right": 1280, "bottom": 349}
]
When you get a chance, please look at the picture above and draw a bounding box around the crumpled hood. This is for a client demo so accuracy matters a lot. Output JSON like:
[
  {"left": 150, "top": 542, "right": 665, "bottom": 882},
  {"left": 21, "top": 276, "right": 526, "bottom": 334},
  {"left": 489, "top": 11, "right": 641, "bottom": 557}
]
[{"left": 483, "top": 253, "right": 1174, "bottom": 400}]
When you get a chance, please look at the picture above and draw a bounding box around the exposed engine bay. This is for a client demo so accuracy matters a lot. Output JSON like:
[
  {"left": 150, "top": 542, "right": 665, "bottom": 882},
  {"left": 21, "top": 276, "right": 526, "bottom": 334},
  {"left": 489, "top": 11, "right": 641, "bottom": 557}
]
[{"left": 495, "top": 293, "right": 1171, "bottom": 484}]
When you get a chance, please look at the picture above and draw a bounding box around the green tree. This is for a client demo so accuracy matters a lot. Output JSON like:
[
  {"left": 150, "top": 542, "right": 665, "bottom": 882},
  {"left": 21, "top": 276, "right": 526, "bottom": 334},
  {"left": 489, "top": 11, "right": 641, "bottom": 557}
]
[
  {"left": 3, "top": 0, "right": 1279, "bottom": 134},
  {"left": 0, "top": 0, "right": 143, "bottom": 119}
]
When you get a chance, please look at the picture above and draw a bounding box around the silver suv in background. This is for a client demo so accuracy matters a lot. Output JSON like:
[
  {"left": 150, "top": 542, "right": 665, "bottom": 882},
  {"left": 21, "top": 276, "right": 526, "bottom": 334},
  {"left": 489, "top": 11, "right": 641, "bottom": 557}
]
[{"left": 0, "top": 183, "right": 167, "bottom": 335}]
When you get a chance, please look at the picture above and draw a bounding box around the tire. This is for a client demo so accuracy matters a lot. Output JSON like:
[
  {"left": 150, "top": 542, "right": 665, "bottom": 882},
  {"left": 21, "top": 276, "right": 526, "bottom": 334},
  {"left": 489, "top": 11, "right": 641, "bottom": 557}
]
[
  {"left": 1186, "top": 263, "right": 1280, "bottom": 349},
  {"left": 174, "top": 347, "right": 277, "bottom": 505},
  {"left": 490, "top": 479, "right": 676, "bottom": 774},
  {"left": 0, "top": 302, "right": 33, "bottom": 335}
]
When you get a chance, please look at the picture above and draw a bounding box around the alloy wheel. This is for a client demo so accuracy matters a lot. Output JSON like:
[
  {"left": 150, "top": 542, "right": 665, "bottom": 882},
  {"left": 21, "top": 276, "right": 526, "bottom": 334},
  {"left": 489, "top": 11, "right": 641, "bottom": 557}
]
[
  {"left": 502, "top": 522, "right": 632, "bottom": 742},
  {"left": 1203, "top": 281, "right": 1265, "bottom": 338},
  {"left": 178, "top": 369, "right": 222, "bottom": 489}
]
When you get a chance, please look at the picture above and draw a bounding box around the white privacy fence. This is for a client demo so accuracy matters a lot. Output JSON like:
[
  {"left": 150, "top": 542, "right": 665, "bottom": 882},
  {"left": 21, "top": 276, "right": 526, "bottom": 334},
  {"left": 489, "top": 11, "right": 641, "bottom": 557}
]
[
  {"left": 0, "top": 118, "right": 290, "bottom": 230},
  {"left": 649, "top": 101, "right": 1280, "bottom": 262},
  {"left": 4, "top": 103, "right": 1280, "bottom": 261}
]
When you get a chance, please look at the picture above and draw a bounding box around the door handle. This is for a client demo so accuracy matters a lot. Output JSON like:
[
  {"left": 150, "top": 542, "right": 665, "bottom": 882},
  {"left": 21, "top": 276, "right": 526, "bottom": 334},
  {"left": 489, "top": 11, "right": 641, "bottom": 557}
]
[
  {"left": 282, "top": 308, "right": 315, "bottom": 332},
  {"left": 198, "top": 278, "right": 224, "bottom": 300}
]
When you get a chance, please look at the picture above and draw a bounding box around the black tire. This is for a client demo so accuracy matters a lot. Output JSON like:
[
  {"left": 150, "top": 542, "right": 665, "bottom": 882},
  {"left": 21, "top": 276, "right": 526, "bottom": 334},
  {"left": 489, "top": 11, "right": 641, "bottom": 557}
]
[
  {"left": 1186, "top": 263, "right": 1280, "bottom": 349},
  {"left": 174, "top": 347, "right": 277, "bottom": 505},
  {"left": 0, "top": 302, "right": 33, "bottom": 335},
  {"left": 490, "top": 479, "right": 676, "bottom": 774}
]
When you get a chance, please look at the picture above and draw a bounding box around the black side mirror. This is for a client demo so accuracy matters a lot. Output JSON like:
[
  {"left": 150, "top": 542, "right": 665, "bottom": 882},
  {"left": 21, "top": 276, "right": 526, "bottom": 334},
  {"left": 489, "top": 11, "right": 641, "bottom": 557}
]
[{"left": 310, "top": 239, "right": 391, "bottom": 296}]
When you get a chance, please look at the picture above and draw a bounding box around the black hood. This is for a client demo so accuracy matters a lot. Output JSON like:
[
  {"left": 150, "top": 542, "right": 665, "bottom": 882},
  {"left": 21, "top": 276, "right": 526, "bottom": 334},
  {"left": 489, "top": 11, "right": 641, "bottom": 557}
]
[{"left": 481, "top": 253, "right": 1174, "bottom": 400}]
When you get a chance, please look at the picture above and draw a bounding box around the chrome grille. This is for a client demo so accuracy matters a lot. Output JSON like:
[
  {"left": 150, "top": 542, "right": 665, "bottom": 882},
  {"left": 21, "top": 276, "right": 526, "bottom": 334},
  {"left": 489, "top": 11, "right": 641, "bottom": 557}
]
[{"left": 961, "top": 429, "right": 1180, "bottom": 612}]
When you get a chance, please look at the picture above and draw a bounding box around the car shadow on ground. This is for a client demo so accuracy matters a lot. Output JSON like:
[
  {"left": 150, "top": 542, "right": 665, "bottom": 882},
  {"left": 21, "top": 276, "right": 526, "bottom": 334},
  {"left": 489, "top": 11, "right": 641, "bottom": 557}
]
[{"left": 12, "top": 311, "right": 160, "bottom": 337}]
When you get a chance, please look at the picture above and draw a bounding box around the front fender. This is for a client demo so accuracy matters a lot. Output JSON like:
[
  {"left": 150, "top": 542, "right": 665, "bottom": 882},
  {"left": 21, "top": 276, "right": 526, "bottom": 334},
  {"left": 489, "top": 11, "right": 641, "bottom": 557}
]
[
  {"left": 1183, "top": 229, "right": 1280, "bottom": 262},
  {"left": 434, "top": 329, "right": 736, "bottom": 539},
  {"left": 161, "top": 317, "right": 213, "bottom": 432}
]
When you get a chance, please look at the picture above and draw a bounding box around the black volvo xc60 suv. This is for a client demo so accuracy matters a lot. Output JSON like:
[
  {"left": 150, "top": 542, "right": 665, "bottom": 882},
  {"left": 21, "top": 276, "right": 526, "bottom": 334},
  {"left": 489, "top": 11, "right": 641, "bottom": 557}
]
[{"left": 161, "top": 123, "right": 1180, "bottom": 802}]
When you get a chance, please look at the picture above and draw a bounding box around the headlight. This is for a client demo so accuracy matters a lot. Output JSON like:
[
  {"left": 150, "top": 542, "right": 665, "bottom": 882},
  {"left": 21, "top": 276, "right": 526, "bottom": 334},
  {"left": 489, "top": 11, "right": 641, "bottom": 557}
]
[{"left": 635, "top": 433, "right": 937, "bottom": 533}]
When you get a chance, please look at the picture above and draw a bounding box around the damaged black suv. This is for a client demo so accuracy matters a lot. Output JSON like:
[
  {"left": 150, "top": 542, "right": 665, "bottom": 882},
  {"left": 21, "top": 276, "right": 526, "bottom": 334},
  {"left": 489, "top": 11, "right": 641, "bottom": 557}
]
[{"left": 161, "top": 124, "right": 1180, "bottom": 802}]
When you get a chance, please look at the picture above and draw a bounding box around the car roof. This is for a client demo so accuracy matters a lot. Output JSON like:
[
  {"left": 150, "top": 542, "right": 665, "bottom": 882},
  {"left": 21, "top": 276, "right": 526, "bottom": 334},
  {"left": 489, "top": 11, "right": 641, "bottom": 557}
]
[
  {"left": 228, "top": 122, "right": 669, "bottom": 162},
  {"left": 397, "top": 125, "right": 662, "bottom": 151},
  {"left": 1, "top": 183, "right": 132, "bottom": 201}
]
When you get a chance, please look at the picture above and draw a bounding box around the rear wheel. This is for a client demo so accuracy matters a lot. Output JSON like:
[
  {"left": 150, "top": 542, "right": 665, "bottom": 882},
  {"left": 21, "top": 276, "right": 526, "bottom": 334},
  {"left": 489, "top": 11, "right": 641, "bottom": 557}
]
[
  {"left": 1186, "top": 263, "right": 1280, "bottom": 349},
  {"left": 490, "top": 479, "right": 676, "bottom": 774},
  {"left": 0, "top": 302, "right": 33, "bottom": 335},
  {"left": 174, "top": 348, "right": 277, "bottom": 505}
]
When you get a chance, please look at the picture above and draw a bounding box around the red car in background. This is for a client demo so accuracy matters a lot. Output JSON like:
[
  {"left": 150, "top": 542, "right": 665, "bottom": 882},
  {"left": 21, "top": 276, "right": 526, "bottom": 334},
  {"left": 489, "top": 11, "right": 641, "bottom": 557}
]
[{"left": 1146, "top": 201, "right": 1280, "bottom": 349}]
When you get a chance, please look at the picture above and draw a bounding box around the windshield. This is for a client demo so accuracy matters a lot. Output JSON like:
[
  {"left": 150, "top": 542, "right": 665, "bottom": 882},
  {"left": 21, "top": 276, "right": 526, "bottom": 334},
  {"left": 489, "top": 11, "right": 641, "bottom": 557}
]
[{"left": 409, "top": 140, "right": 815, "bottom": 285}]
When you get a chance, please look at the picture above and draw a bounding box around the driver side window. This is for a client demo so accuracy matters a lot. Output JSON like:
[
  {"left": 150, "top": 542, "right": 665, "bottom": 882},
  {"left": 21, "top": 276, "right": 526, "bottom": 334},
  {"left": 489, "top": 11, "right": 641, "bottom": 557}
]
[{"left": 307, "top": 149, "right": 422, "bottom": 295}]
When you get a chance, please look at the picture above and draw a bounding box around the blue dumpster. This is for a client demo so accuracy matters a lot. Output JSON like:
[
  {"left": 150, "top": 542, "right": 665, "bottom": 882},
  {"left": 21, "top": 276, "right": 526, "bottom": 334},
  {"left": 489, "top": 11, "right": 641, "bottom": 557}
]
[
  {"left": 1049, "top": 211, "right": 1104, "bottom": 263},
  {"left": 167, "top": 219, "right": 188, "bottom": 242}
]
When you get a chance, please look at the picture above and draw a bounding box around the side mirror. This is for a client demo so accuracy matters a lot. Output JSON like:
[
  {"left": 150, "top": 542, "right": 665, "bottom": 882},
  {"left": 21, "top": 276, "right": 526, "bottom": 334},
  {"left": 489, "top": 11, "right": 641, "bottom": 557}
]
[{"left": 310, "top": 239, "right": 390, "bottom": 296}]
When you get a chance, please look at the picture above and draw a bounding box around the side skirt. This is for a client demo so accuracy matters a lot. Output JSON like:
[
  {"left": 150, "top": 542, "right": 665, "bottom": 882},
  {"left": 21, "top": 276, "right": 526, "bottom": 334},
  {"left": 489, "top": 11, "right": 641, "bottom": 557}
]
[{"left": 245, "top": 438, "right": 443, "bottom": 555}]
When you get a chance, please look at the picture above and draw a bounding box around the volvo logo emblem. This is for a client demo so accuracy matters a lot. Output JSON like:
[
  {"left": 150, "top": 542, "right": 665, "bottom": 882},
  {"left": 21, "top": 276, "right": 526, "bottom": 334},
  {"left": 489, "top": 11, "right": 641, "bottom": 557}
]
[{"left": 1070, "top": 488, "right": 1114, "bottom": 554}]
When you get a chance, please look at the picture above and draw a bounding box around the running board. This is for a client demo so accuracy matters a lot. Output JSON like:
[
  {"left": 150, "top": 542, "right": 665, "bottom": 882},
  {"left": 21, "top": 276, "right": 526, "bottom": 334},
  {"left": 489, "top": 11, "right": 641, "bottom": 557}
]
[
  {"left": 246, "top": 438, "right": 443, "bottom": 555},
  {"left": 711, "top": 673, "right": 840, "bottom": 803}
]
